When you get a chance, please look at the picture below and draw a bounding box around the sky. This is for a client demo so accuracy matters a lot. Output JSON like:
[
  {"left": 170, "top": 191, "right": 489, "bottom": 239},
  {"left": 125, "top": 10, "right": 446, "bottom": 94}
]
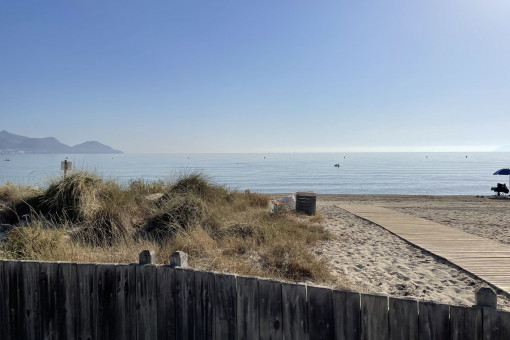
[{"left": 1, "top": 1, "right": 510, "bottom": 153}]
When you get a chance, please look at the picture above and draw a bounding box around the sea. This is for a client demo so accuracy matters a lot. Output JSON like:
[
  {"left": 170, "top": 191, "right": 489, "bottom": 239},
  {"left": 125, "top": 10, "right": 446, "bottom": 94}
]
[{"left": 1, "top": 153, "right": 510, "bottom": 195}]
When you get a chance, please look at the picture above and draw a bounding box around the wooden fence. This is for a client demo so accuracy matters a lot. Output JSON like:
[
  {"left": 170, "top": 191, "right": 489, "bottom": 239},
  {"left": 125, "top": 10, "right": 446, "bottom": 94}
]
[{"left": 1, "top": 254, "right": 510, "bottom": 339}]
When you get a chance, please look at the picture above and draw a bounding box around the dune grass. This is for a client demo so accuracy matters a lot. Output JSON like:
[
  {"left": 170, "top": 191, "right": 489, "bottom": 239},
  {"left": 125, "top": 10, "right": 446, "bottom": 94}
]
[{"left": 0, "top": 171, "right": 341, "bottom": 286}]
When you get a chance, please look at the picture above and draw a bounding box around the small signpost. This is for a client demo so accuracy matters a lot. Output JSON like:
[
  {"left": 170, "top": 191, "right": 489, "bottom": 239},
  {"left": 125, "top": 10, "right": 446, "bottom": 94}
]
[{"left": 61, "top": 159, "right": 72, "bottom": 178}]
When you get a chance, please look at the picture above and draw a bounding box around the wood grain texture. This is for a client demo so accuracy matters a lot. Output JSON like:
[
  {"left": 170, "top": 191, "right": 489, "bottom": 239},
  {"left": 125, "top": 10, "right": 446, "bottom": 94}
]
[
  {"left": 4, "top": 261, "right": 21, "bottom": 340},
  {"left": 214, "top": 273, "right": 236, "bottom": 340},
  {"left": 259, "top": 279, "right": 283, "bottom": 340},
  {"left": 482, "top": 308, "right": 510, "bottom": 340},
  {"left": 157, "top": 265, "right": 176, "bottom": 340},
  {"left": 174, "top": 267, "right": 196, "bottom": 340},
  {"left": 388, "top": 297, "right": 418, "bottom": 340},
  {"left": 418, "top": 301, "right": 449, "bottom": 340},
  {"left": 333, "top": 289, "right": 361, "bottom": 340},
  {"left": 57, "top": 262, "right": 78, "bottom": 340},
  {"left": 20, "top": 261, "right": 40, "bottom": 340},
  {"left": 96, "top": 263, "right": 116, "bottom": 340},
  {"left": 115, "top": 264, "right": 136, "bottom": 340},
  {"left": 194, "top": 270, "right": 215, "bottom": 340},
  {"left": 39, "top": 262, "right": 58, "bottom": 340},
  {"left": 307, "top": 285, "right": 333, "bottom": 340},
  {"left": 236, "top": 276, "right": 259, "bottom": 340},
  {"left": 0, "top": 261, "right": 5, "bottom": 340},
  {"left": 282, "top": 282, "right": 307, "bottom": 340},
  {"left": 361, "top": 293, "right": 388, "bottom": 340},
  {"left": 135, "top": 264, "right": 157, "bottom": 340},
  {"left": 450, "top": 305, "right": 482, "bottom": 340}
]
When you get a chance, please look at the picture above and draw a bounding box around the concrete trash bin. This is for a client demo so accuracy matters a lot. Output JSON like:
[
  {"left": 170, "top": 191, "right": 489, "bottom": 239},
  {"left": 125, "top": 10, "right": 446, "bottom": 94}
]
[{"left": 295, "top": 191, "right": 317, "bottom": 215}]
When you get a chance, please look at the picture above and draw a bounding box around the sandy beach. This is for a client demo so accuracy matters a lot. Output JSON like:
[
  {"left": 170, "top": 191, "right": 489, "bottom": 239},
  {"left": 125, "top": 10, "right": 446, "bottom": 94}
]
[{"left": 310, "top": 194, "right": 510, "bottom": 310}]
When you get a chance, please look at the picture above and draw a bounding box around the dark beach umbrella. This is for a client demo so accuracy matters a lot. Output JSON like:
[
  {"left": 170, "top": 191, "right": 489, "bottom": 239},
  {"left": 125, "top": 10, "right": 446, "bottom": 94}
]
[{"left": 493, "top": 168, "right": 510, "bottom": 186}]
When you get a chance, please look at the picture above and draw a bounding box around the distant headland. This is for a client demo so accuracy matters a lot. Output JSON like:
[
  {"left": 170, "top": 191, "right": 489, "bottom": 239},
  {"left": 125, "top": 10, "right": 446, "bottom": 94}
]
[{"left": 0, "top": 130, "right": 123, "bottom": 154}]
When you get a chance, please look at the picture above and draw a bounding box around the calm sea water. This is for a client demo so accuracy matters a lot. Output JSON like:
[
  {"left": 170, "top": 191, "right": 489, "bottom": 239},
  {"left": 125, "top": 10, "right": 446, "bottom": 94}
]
[{"left": 1, "top": 153, "right": 509, "bottom": 195}]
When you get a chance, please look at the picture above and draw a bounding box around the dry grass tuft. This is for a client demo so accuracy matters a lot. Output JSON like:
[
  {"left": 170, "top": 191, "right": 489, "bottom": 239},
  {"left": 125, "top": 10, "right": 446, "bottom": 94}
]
[{"left": 0, "top": 171, "right": 339, "bottom": 285}]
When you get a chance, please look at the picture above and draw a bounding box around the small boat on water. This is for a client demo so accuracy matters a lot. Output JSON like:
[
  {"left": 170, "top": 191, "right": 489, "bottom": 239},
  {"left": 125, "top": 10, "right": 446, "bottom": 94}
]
[{"left": 4, "top": 159, "right": 10, "bottom": 161}]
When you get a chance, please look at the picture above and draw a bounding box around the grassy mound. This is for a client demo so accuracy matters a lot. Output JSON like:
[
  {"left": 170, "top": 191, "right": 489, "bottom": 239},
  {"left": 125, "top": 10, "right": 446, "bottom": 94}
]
[{"left": 0, "top": 171, "right": 339, "bottom": 285}]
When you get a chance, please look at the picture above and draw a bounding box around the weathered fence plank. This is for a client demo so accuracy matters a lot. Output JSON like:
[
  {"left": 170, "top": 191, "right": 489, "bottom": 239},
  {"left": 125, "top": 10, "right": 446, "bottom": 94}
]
[
  {"left": 96, "top": 263, "right": 116, "bottom": 339},
  {"left": 237, "top": 276, "right": 259, "bottom": 340},
  {"left": 175, "top": 267, "right": 196, "bottom": 340},
  {"left": 40, "top": 262, "right": 58, "bottom": 340},
  {"left": 361, "top": 293, "right": 388, "bottom": 340},
  {"left": 259, "top": 279, "right": 283, "bottom": 340},
  {"left": 214, "top": 273, "right": 236, "bottom": 340},
  {"left": 157, "top": 265, "right": 176, "bottom": 340},
  {"left": 388, "top": 296, "right": 418, "bottom": 340},
  {"left": 115, "top": 264, "right": 136, "bottom": 340},
  {"left": 57, "top": 262, "right": 78, "bottom": 340},
  {"left": 21, "top": 261, "right": 40, "bottom": 340},
  {"left": 195, "top": 270, "right": 215, "bottom": 340},
  {"left": 0, "top": 261, "right": 5, "bottom": 340},
  {"left": 136, "top": 264, "right": 157, "bottom": 340},
  {"left": 4, "top": 261, "right": 21, "bottom": 340},
  {"left": 418, "top": 301, "right": 449, "bottom": 340},
  {"left": 333, "top": 289, "right": 361, "bottom": 340},
  {"left": 76, "top": 263, "right": 97, "bottom": 340},
  {"left": 282, "top": 282, "right": 307, "bottom": 340},
  {"left": 482, "top": 308, "right": 510, "bottom": 340},
  {"left": 450, "top": 305, "right": 482, "bottom": 340},
  {"left": 308, "top": 285, "right": 334, "bottom": 340},
  {"left": 4, "top": 258, "right": 510, "bottom": 339}
]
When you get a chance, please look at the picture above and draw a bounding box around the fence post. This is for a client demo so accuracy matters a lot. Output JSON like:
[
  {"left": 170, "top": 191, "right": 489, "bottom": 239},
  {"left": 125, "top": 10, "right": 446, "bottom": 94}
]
[
  {"left": 170, "top": 251, "right": 188, "bottom": 268},
  {"left": 475, "top": 285, "right": 497, "bottom": 308},
  {"left": 139, "top": 250, "right": 156, "bottom": 265}
]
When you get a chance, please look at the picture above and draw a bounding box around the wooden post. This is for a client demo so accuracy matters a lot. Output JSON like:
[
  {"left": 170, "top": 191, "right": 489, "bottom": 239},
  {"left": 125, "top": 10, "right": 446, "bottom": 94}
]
[
  {"left": 139, "top": 250, "right": 156, "bottom": 265},
  {"left": 475, "top": 285, "right": 497, "bottom": 309},
  {"left": 170, "top": 251, "right": 188, "bottom": 268}
]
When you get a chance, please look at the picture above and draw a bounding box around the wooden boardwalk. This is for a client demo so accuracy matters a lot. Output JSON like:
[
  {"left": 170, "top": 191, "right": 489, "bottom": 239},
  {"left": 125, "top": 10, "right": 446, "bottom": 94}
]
[{"left": 336, "top": 203, "right": 510, "bottom": 294}]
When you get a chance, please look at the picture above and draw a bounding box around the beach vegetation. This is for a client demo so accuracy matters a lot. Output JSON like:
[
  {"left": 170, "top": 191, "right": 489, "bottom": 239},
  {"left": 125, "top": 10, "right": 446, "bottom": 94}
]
[{"left": 0, "top": 171, "right": 337, "bottom": 285}]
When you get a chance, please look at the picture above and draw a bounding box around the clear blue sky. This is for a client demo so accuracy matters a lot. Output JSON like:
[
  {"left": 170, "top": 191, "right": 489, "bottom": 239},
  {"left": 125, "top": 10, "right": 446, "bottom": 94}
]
[{"left": 1, "top": 1, "right": 509, "bottom": 153}]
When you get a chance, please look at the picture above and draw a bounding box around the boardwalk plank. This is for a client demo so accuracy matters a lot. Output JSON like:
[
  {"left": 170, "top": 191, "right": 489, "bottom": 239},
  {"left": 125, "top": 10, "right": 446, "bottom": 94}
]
[{"left": 337, "top": 204, "right": 510, "bottom": 294}]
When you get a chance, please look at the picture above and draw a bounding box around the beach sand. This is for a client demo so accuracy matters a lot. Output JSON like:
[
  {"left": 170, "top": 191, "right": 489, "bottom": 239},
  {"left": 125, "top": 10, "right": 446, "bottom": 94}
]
[{"left": 309, "top": 195, "right": 510, "bottom": 310}]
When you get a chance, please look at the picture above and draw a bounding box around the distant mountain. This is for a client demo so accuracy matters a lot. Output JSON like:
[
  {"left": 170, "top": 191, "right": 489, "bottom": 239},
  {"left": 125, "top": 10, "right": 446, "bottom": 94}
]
[
  {"left": 0, "top": 130, "right": 123, "bottom": 154},
  {"left": 71, "top": 141, "right": 122, "bottom": 154}
]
